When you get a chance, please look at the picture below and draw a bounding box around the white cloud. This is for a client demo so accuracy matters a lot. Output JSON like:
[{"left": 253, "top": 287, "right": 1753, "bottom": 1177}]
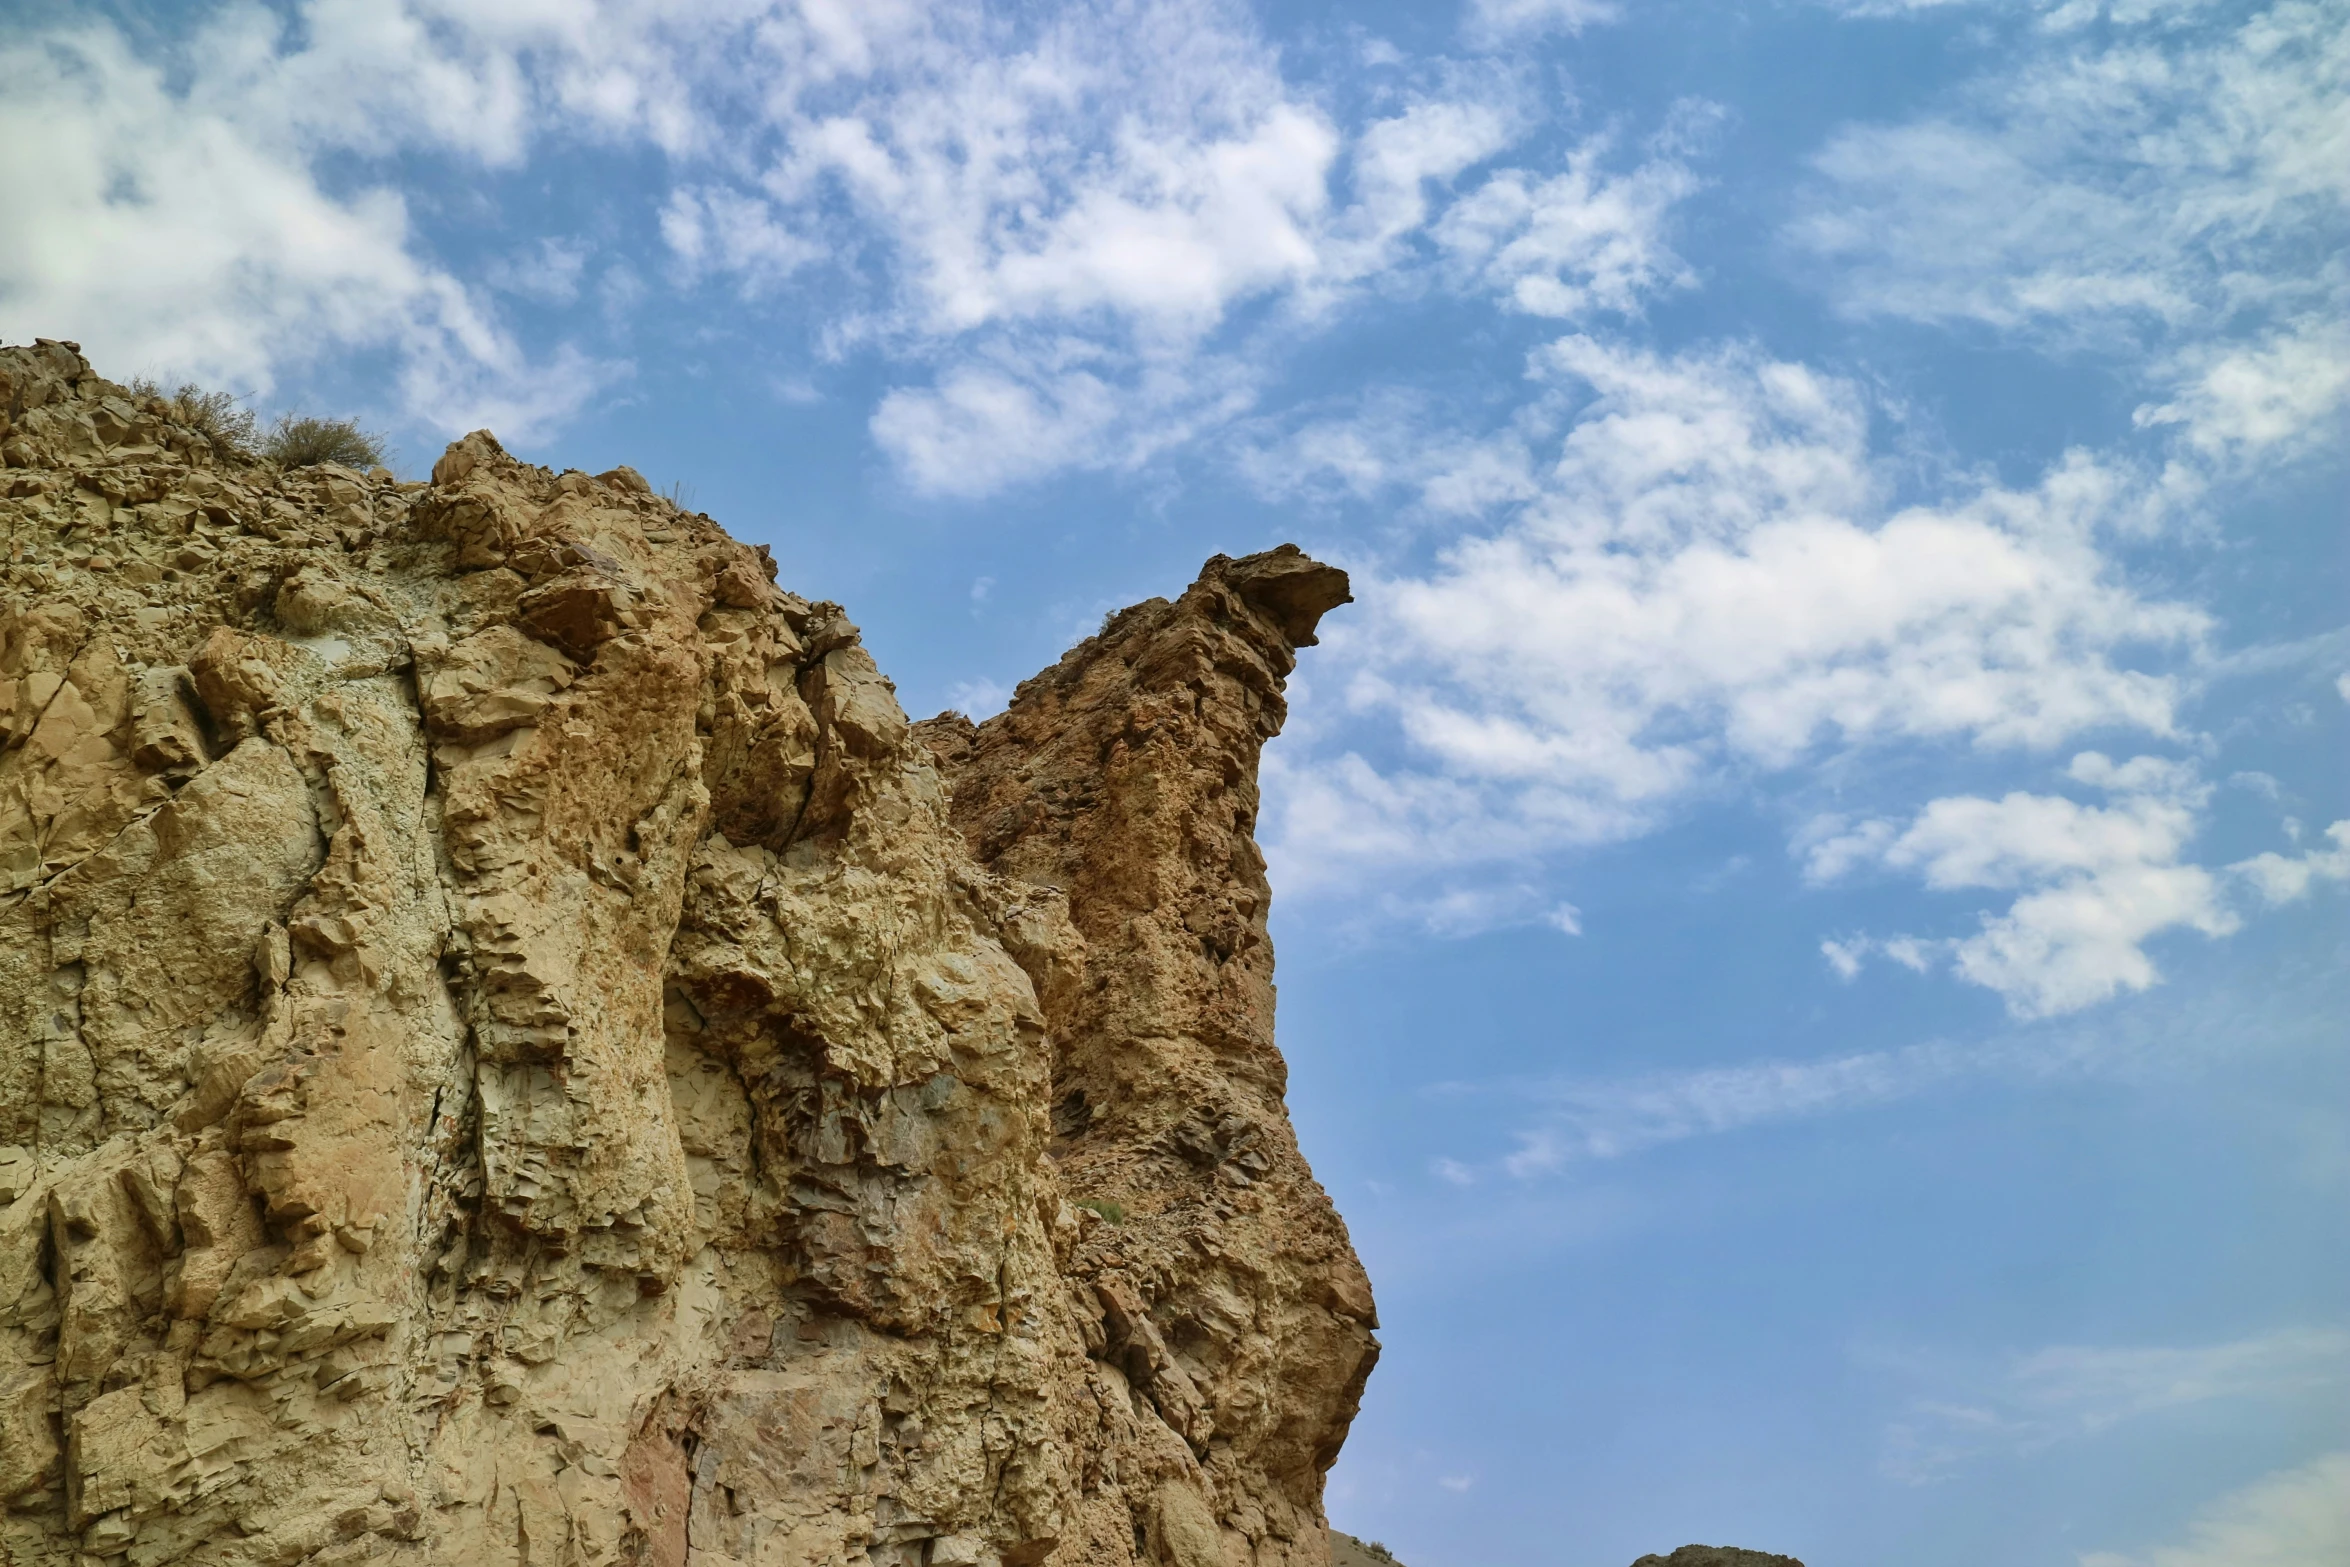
[
  {"left": 945, "top": 676, "right": 1012, "bottom": 721},
  {"left": 1806, "top": 752, "right": 2244, "bottom": 1017},
  {"left": 1442, "top": 946, "right": 2342, "bottom": 1183},
  {"left": 1264, "top": 338, "right": 2206, "bottom": 898},
  {"left": 1882, "top": 1329, "right": 2350, "bottom": 1484},
  {"left": 766, "top": 8, "right": 1342, "bottom": 345},
  {"left": 1465, "top": 0, "right": 1621, "bottom": 43},
  {"left": 2079, "top": 1452, "right": 2350, "bottom": 1567},
  {"left": 1247, "top": 1, "right": 2333, "bottom": 969},
  {"left": 770, "top": 24, "right": 1533, "bottom": 492},
  {"left": 1434, "top": 119, "right": 1706, "bottom": 318},
  {"left": 1431, "top": 1157, "right": 1478, "bottom": 1187},
  {"left": 1812, "top": 760, "right": 2350, "bottom": 1018},
  {"left": 628, "top": 4, "right": 1532, "bottom": 494},
  {"left": 1815, "top": 0, "right": 1979, "bottom": 12},
  {"left": 1788, "top": 1, "right": 2350, "bottom": 465},
  {"left": 4, "top": 0, "right": 1519, "bottom": 474},
  {"left": 1330, "top": 95, "right": 1525, "bottom": 284},
  {"left": 1366, "top": 881, "right": 1587, "bottom": 941},
  {"left": 1822, "top": 937, "right": 1868, "bottom": 980},
  {"left": 2134, "top": 313, "right": 2350, "bottom": 467},
  {"left": 2231, "top": 820, "right": 2350, "bottom": 906},
  {"left": 0, "top": 5, "right": 644, "bottom": 438},
  {"left": 870, "top": 348, "right": 1260, "bottom": 496},
  {"left": 1501, "top": 1040, "right": 1977, "bottom": 1175},
  {"left": 661, "top": 186, "right": 823, "bottom": 293}
]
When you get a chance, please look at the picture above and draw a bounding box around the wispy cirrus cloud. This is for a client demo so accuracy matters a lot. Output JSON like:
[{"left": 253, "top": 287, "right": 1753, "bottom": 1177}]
[
  {"left": 2080, "top": 1450, "right": 2350, "bottom": 1567},
  {"left": 1878, "top": 1328, "right": 2350, "bottom": 1484},
  {"left": 1787, "top": 0, "right": 2350, "bottom": 465},
  {"left": 1495, "top": 1039, "right": 1979, "bottom": 1177},
  {"left": 1463, "top": 0, "right": 1620, "bottom": 45},
  {"left": 1417, "top": 943, "right": 2346, "bottom": 1188}
]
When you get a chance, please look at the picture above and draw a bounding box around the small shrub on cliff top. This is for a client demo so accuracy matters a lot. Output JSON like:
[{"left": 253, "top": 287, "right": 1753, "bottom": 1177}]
[
  {"left": 260, "top": 413, "right": 388, "bottom": 471},
  {"left": 129, "top": 377, "right": 257, "bottom": 456}
]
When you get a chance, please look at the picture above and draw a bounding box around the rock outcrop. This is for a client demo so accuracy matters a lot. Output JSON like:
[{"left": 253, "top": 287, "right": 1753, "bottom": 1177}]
[{"left": 0, "top": 339, "right": 1375, "bottom": 1567}]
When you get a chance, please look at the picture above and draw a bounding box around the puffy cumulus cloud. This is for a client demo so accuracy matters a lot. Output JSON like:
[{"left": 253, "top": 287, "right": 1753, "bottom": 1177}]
[
  {"left": 1263, "top": 337, "right": 2206, "bottom": 898},
  {"left": 1882, "top": 1331, "right": 2350, "bottom": 1484},
  {"left": 869, "top": 346, "right": 1263, "bottom": 496},
  {"left": 713, "top": 5, "right": 1522, "bottom": 492},
  {"left": 1, "top": 0, "right": 1526, "bottom": 475},
  {"left": 0, "top": 2, "right": 660, "bottom": 437},
  {"left": 222, "top": 0, "right": 753, "bottom": 164},
  {"left": 1809, "top": 755, "right": 2350, "bottom": 1017},
  {"left": 1434, "top": 119, "right": 1707, "bottom": 319},
  {"left": 659, "top": 187, "right": 824, "bottom": 295},
  {"left": 1331, "top": 94, "right": 1527, "bottom": 284},
  {"left": 1787, "top": 0, "right": 2350, "bottom": 466},
  {"left": 2231, "top": 820, "right": 2350, "bottom": 906},
  {"left": 2133, "top": 312, "right": 2350, "bottom": 467},
  {"left": 0, "top": 22, "right": 433, "bottom": 390},
  {"left": 1805, "top": 752, "right": 2242, "bottom": 1017},
  {"left": 750, "top": 1, "right": 1344, "bottom": 345},
  {"left": 2077, "top": 1451, "right": 2350, "bottom": 1567}
]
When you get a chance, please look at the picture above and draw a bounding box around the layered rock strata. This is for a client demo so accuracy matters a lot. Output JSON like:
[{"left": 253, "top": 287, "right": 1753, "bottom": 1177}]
[{"left": 0, "top": 339, "right": 1375, "bottom": 1567}]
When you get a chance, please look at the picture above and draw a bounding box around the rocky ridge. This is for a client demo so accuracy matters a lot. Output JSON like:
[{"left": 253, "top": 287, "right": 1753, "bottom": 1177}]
[{"left": 0, "top": 339, "right": 1377, "bottom": 1567}]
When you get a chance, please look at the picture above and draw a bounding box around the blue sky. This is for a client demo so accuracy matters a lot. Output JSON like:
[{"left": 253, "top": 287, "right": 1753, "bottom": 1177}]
[{"left": 4, "top": 1, "right": 2344, "bottom": 1562}]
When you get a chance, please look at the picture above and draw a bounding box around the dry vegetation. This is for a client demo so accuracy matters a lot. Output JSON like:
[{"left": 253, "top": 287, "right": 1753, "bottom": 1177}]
[{"left": 128, "top": 376, "right": 388, "bottom": 471}]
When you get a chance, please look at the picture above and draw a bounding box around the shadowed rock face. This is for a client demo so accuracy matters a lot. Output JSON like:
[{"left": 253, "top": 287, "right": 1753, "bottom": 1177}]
[
  {"left": 917, "top": 546, "right": 1376, "bottom": 1566},
  {"left": 0, "top": 339, "right": 1374, "bottom": 1567}
]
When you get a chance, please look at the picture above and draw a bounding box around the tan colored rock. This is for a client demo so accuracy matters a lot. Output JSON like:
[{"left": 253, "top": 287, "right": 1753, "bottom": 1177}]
[
  {"left": 917, "top": 546, "right": 1377, "bottom": 1567},
  {"left": 0, "top": 340, "right": 1375, "bottom": 1567}
]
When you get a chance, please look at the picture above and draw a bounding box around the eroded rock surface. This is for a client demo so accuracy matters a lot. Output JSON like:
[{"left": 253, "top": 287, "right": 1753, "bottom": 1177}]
[{"left": 0, "top": 340, "right": 1373, "bottom": 1567}]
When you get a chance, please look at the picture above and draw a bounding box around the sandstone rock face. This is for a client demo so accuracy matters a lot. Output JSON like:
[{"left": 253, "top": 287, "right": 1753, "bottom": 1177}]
[{"left": 0, "top": 340, "right": 1375, "bottom": 1567}]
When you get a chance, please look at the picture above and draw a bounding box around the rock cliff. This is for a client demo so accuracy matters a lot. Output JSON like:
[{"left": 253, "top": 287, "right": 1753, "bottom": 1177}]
[{"left": 0, "top": 339, "right": 1377, "bottom": 1567}]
